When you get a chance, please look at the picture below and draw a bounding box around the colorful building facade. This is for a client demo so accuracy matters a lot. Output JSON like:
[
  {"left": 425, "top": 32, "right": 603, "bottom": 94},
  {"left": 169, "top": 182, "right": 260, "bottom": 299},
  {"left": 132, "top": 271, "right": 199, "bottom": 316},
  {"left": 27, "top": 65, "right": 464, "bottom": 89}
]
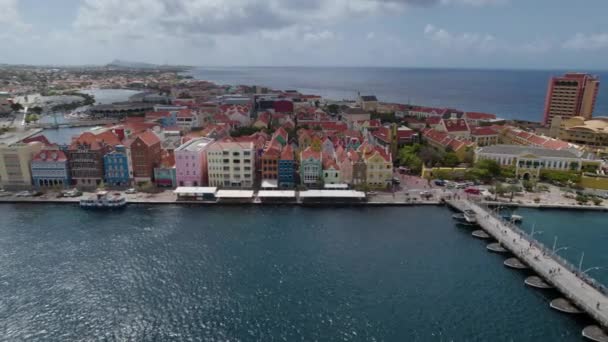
[
  {"left": 129, "top": 131, "right": 161, "bottom": 184},
  {"left": 207, "top": 141, "right": 256, "bottom": 188},
  {"left": 175, "top": 137, "right": 214, "bottom": 187},
  {"left": 31, "top": 149, "right": 71, "bottom": 189},
  {"left": 278, "top": 145, "right": 295, "bottom": 188},
  {"left": 103, "top": 145, "right": 132, "bottom": 187},
  {"left": 299, "top": 147, "right": 322, "bottom": 187},
  {"left": 0, "top": 142, "right": 44, "bottom": 189}
]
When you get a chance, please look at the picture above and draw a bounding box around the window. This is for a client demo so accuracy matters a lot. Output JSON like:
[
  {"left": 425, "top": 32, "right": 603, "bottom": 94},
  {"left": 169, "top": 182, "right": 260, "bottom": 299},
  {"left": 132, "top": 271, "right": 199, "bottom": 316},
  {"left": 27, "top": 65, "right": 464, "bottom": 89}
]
[{"left": 244, "top": 151, "right": 251, "bottom": 156}]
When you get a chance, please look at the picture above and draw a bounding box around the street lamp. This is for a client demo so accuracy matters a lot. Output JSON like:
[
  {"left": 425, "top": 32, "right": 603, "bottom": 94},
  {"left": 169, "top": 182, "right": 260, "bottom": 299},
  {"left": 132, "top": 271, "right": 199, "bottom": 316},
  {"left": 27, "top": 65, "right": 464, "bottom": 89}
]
[
  {"left": 551, "top": 236, "right": 569, "bottom": 254},
  {"left": 530, "top": 224, "right": 543, "bottom": 238},
  {"left": 582, "top": 266, "right": 607, "bottom": 275}
]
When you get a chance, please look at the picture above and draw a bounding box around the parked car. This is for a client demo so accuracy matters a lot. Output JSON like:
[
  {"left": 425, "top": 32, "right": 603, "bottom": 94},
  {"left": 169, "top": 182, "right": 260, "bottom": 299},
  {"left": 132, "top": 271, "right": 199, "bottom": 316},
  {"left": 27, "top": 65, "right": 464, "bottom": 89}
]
[
  {"left": 434, "top": 179, "right": 446, "bottom": 186},
  {"left": 392, "top": 177, "right": 401, "bottom": 185},
  {"left": 464, "top": 188, "right": 481, "bottom": 195},
  {"left": 16, "top": 191, "right": 32, "bottom": 197},
  {"left": 62, "top": 189, "right": 82, "bottom": 197},
  {"left": 125, "top": 188, "right": 137, "bottom": 194}
]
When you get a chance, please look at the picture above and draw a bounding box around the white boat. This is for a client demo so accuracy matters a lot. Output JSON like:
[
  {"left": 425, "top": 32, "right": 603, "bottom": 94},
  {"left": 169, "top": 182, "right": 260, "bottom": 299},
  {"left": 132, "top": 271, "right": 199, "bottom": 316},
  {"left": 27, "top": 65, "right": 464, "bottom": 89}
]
[
  {"left": 510, "top": 214, "right": 523, "bottom": 223},
  {"left": 502, "top": 214, "right": 523, "bottom": 223},
  {"left": 464, "top": 209, "right": 477, "bottom": 223},
  {"left": 80, "top": 191, "right": 127, "bottom": 209}
]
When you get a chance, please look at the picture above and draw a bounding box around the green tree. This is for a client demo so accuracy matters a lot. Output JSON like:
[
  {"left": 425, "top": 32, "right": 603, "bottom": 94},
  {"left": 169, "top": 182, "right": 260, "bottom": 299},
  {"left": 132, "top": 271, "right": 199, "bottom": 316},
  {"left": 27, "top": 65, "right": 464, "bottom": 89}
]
[
  {"left": 468, "top": 159, "right": 502, "bottom": 183},
  {"left": 30, "top": 106, "right": 43, "bottom": 114},
  {"left": 539, "top": 170, "right": 581, "bottom": 184},
  {"left": 507, "top": 184, "right": 522, "bottom": 201},
  {"left": 11, "top": 102, "right": 24, "bottom": 112},
  {"left": 442, "top": 152, "right": 460, "bottom": 167},
  {"left": 522, "top": 180, "right": 535, "bottom": 192},
  {"left": 398, "top": 144, "right": 423, "bottom": 174},
  {"left": 326, "top": 104, "right": 339, "bottom": 115}
]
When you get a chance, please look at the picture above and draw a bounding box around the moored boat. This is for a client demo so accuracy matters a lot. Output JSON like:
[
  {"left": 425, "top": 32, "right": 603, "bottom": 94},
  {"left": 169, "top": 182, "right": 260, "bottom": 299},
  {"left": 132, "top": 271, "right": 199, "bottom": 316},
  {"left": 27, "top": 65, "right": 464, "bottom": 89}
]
[
  {"left": 80, "top": 191, "right": 127, "bottom": 209},
  {"left": 502, "top": 214, "right": 523, "bottom": 223},
  {"left": 463, "top": 209, "right": 477, "bottom": 223}
]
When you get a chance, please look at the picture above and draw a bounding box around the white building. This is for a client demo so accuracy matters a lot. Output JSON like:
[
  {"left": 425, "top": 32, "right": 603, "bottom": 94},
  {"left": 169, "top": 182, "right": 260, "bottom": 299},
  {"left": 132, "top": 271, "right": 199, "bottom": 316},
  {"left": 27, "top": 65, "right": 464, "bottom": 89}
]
[
  {"left": 475, "top": 144, "right": 598, "bottom": 181},
  {"left": 176, "top": 109, "right": 199, "bottom": 131},
  {"left": 207, "top": 141, "right": 255, "bottom": 188}
]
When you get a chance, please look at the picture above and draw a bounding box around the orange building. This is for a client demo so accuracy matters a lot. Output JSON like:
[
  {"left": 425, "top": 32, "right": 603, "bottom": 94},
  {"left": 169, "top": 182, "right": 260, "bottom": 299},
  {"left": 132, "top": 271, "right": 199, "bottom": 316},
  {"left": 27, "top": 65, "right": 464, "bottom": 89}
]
[{"left": 543, "top": 73, "right": 600, "bottom": 126}]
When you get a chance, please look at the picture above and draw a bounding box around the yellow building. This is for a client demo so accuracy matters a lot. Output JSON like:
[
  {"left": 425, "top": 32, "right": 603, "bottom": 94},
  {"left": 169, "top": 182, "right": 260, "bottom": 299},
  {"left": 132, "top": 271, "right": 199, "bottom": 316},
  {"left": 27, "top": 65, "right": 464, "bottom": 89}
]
[
  {"left": 555, "top": 116, "right": 608, "bottom": 147},
  {"left": 580, "top": 174, "right": 608, "bottom": 190},
  {"left": 360, "top": 145, "right": 392, "bottom": 188},
  {"left": 0, "top": 141, "right": 44, "bottom": 189}
]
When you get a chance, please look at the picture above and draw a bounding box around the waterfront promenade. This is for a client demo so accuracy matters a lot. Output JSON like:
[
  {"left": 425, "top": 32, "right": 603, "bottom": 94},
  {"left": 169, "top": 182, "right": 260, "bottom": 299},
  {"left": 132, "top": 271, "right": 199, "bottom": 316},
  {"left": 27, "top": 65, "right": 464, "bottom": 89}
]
[{"left": 449, "top": 199, "right": 608, "bottom": 330}]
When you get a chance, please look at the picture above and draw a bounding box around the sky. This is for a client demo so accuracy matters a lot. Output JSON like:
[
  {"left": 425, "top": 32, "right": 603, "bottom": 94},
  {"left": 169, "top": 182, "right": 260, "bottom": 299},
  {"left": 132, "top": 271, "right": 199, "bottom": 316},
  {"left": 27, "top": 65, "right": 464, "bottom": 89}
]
[{"left": 1, "top": 0, "right": 608, "bottom": 69}]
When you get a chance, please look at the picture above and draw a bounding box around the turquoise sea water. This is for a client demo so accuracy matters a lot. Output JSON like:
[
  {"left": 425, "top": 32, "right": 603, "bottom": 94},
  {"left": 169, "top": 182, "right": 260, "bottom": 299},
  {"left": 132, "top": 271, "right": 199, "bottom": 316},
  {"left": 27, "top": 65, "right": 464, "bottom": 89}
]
[{"left": 0, "top": 204, "right": 604, "bottom": 341}]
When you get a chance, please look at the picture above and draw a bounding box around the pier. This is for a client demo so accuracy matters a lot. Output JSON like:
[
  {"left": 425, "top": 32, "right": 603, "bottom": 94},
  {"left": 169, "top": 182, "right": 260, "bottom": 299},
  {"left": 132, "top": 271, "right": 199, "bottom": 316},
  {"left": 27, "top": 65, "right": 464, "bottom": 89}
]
[{"left": 448, "top": 199, "right": 608, "bottom": 331}]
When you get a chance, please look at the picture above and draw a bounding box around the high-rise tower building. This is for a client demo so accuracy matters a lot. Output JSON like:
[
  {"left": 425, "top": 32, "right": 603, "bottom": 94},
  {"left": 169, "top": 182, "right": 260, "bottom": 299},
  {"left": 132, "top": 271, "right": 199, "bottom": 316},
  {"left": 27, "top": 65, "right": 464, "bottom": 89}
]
[{"left": 543, "top": 73, "right": 599, "bottom": 126}]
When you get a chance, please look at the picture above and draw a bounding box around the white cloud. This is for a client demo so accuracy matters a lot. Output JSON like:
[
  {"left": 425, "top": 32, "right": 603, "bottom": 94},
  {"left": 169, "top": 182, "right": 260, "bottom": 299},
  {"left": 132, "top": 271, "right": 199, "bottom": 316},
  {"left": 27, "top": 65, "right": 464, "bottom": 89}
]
[
  {"left": 440, "top": 0, "right": 507, "bottom": 5},
  {"left": 424, "top": 24, "right": 497, "bottom": 51},
  {"left": 562, "top": 33, "right": 608, "bottom": 51},
  {"left": 0, "top": 0, "right": 30, "bottom": 32},
  {"left": 73, "top": 0, "right": 417, "bottom": 40}
]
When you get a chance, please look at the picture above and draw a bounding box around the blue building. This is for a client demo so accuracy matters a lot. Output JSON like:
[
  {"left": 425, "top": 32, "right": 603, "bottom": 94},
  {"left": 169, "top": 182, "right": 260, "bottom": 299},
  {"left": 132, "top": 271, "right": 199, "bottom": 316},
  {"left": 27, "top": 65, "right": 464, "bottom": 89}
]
[
  {"left": 278, "top": 145, "right": 295, "bottom": 188},
  {"left": 161, "top": 111, "right": 178, "bottom": 127},
  {"left": 103, "top": 145, "right": 131, "bottom": 187}
]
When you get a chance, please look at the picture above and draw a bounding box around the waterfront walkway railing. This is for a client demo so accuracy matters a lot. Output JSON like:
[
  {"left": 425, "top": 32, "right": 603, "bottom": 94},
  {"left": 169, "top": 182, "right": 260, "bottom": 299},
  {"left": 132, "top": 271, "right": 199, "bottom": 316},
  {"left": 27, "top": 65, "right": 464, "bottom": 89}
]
[
  {"left": 472, "top": 199, "right": 607, "bottom": 297},
  {"left": 450, "top": 198, "right": 608, "bottom": 329}
]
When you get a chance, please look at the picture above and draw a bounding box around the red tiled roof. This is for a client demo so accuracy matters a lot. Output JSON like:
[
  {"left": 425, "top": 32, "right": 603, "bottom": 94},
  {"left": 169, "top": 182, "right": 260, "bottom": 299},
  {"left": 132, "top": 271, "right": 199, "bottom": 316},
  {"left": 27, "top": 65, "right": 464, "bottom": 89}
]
[
  {"left": 280, "top": 145, "right": 294, "bottom": 160},
  {"left": 69, "top": 130, "right": 122, "bottom": 151},
  {"left": 145, "top": 111, "right": 171, "bottom": 120},
  {"left": 360, "top": 145, "right": 391, "bottom": 162},
  {"left": 465, "top": 112, "right": 497, "bottom": 120},
  {"left": 301, "top": 146, "right": 321, "bottom": 161},
  {"left": 160, "top": 150, "right": 175, "bottom": 168},
  {"left": 22, "top": 135, "right": 51, "bottom": 145},
  {"left": 323, "top": 157, "right": 340, "bottom": 170},
  {"left": 426, "top": 116, "right": 441, "bottom": 125},
  {"left": 133, "top": 130, "right": 160, "bottom": 147},
  {"left": 471, "top": 126, "right": 499, "bottom": 136},
  {"left": 177, "top": 109, "right": 195, "bottom": 118},
  {"left": 423, "top": 128, "right": 474, "bottom": 151},
  {"left": 442, "top": 119, "right": 470, "bottom": 133}
]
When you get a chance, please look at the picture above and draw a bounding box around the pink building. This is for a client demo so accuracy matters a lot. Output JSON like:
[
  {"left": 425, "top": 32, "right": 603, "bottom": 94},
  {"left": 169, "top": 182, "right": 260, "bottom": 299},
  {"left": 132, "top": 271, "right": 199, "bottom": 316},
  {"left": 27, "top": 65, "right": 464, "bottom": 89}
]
[{"left": 175, "top": 137, "right": 214, "bottom": 187}]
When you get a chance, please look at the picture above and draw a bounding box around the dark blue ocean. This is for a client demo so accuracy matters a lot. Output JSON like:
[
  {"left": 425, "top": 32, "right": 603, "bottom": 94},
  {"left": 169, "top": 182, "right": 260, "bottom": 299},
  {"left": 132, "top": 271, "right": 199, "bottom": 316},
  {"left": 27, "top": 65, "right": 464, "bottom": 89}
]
[
  {"left": 189, "top": 67, "right": 608, "bottom": 122},
  {"left": 1, "top": 204, "right": 606, "bottom": 341}
]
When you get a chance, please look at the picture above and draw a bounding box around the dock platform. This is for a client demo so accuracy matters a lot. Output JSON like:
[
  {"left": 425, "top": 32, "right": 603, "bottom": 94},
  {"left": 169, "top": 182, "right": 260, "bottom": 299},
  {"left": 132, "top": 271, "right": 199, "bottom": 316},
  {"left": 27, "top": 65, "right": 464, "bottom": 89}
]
[
  {"left": 525, "top": 276, "right": 553, "bottom": 289},
  {"left": 472, "top": 230, "right": 490, "bottom": 239},
  {"left": 583, "top": 326, "right": 608, "bottom": 342},
  {"left": 550, "top": 298, "right": 583, "bottom": 314},
  {"left": 504, "top": 257, "right": 528, "bottom": 270},
  {"left": 487, "top": 242, "right": 508, "bottom": 253},
  {"left": 448, "top": 199, "right": 608, "bottom": 330}
]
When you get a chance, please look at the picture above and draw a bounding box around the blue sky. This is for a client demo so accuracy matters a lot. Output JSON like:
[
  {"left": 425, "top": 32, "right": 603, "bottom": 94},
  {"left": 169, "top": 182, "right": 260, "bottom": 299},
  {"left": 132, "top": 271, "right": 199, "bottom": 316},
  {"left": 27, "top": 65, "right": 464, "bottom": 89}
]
[{"left": 1, "top": 0, "right": 607, "bottom": 69}]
